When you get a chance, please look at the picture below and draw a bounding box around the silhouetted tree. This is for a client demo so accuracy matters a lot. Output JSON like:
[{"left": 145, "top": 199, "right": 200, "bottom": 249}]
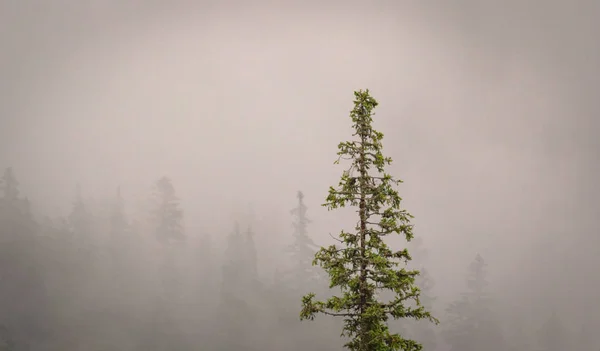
[
  {"left": 0, "top": 168, "right": 46, "bottom": 348},
  {"left": 109, "top": 186, "right": 133, "bottom": 278},
  {"left": 286, "top": 191, "right": 320, "bottom": 286},
  {"left": 152, "top": 177, "right": 184, "bottom": 245},
  {"left": 443, "top": 254, "right": 505, "bottom": 351},
  {"left": 269, "top": 191, "right": 335, "bottom": 351},
  {"left": 68, "top": 184, "right": 94, "bottom": 252},
  {"left": 0, "top": 168, "right": 19, "bottom": 201},
  {"left": 216, "top": 222, "right": 262, "bottom": 351},
  {"left": 142, "top": 176, "right": 186, "bottom": 351},
  {"left": 275, "top": 191, "right": 322, "bottom": 299},
  {"left": 300, "top": 89, "right": 437, "bottom": 351}
]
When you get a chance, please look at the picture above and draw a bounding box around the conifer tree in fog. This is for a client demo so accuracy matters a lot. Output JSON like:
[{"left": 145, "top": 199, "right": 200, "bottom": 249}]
[
  {"left": 143, "top": 176, "right": 186, "bottom": 351},
  {"left": 443, "top": 254, "right": 505, "bottom": 351},
  {"left": 68, "top": 184, "right": 93, "bottom": 248},
  {"left": 0, "top": 168, "right": 45, "bottom": 348},
  {"left": 0, "top": 167, "right": 19, "bottom": 201},
  {"left": 300, "top": 89, "right": 437, "bottom": 351},
  {"left": 151, "top": 176, "right": 185, "bottom": 307},
  {"left": 269, "top": 191, "right": 337, "bottom": 351},
  {"left": 109, "top": 186, "right": 135, "bottom": 294},
  {"left": 281, "top": 191, "right": 320, "bottom": 291},
  {"left": 66, "top": 183, "right": 98, "bottom": 289},
  {"left": 217, "top": 222, "right": 262, "bottom": 351},
  {"left": 245, "top": 225, "right": 258, "bottom": 282},
  {"left": 152, "top": 176, "right": 184, "bottom": 245},
  {"left": 110, "top": 187, "right": 129, "bottom": 243},
  {"left": 110, "top": 187, "right": 130, "bottom": 262}
]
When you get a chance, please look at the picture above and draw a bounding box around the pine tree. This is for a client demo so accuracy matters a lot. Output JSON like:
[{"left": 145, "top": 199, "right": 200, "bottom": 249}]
[
  {"left": 143, "top": 176, "right": 186, "bottom": 351},
  {"left": 279, "top": 191, "right": 321, "bottom": 292},
  {"left": 245, "top": 225, "right": 258, "bottom": 282},
  {"left": 1, "top": 168, "right": 35, "bottom": 242},
  {"left": 151, "top": 176, "right": 184, "bottom": 314},
  {"left": 300, "top": 89, "right": 437, "bottom": 351},
  {"left": 109, "top": 186, "right": 131, "bottom": 269},
  {"left": 443, "top": 254, "right": 505, "bottom": 351},
  {"left": 217, "top": 222, "right": 261, "bottom": 351},
  {"left": 108, "top": 186, "right": 136, "bottom": 302},
  {"left": 152, "top": 176, "right": 184, "bottom": 245},
  {"left": 68, "top": 184, "right": 93, "bottom": 247},
  {"left": 271, "top": 192, "right": 335, "bottom": 351},
  {"left": 0, "top": 167, "right": 19, "bottom": 201},
  {"left": 0, "top": 168, "right": 46, "bottom": 348}
]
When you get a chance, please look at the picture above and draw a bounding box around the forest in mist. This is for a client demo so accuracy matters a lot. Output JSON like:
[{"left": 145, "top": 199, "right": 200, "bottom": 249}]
[
  {"left": 0, "top": 150, "right": 596, "bottom": 351},
  {"left": 1, "top": 1, "right": 599, "bottom": 351}
]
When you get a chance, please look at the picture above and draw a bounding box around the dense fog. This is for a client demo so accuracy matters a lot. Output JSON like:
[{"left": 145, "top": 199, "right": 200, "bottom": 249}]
[{"left": 1, "top": 1, "right": 598, "bottom": 350}]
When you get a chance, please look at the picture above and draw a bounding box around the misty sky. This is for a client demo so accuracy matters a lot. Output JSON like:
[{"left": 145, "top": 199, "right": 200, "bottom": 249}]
[{"left": 1, "top": 1, "right": 599, "bottom": 305}]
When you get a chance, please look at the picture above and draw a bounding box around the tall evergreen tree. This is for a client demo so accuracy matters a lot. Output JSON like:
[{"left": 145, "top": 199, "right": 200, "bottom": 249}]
[
  {"left": 216, "top": 222, "right": 262, "bottom": 351},
  {"left": 152, "top": 177, "right": 184, "bottom": 246},
  {"left": 443, "top": 254, "right": 505, "bottom": 351},
  {"left": 0, "top": 167, "right": 36, "bottom": 239},
  {"left": 278, "top": 191, "right": 320, "bottom": 292},
  {"left": 270, "top": 191, "right": 336, "bottom": 351},
  {"left": 245, "top": 225, "right": 258, "bottom": 282},
  {"left": 109, "top": 186, "right": 132, "bottom": 276},
  {"left": 0, "top": 167, "right": 19, "bottom": 201},
  {"left": 151, "top": 176, "right": 185, "bottom": 301},
  {"left": 142, "top": 176, "right": 186, "bottom": 351},
  {"left": 68, "top": 184, "right": 93, "bottom": 248},
  {"left": 0, "top": 168, "right": 46, "bottom": 348},
  {"left": 300, "top": 89, "right": 437, "bottom": 351}
]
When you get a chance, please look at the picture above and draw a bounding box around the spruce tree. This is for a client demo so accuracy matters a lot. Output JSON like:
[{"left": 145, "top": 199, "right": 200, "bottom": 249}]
[
  {"left": 109, "top": 187, "right": 131, "bottom": 268},
  {"left": 68, "top": 184, "right": 93, "bottom": 247},
  {"left": 108, "top": 186, "right": 135, "bottom": 301},
  {"left": 300, "top": 89, "right": 437, "bottom": 351},
  {"left": 143, "top": 176, "right": 186, "bottom": 351},
  {"left": 217, "top": 222, "right": 260, "bottom": 351},
  {"left": 443, "top": 254, "right": 505, "bottom": 351},
  {"left": 0, "top": 167, "right": 19, "bottom": 201},
  {"left": 152, "top": 176, "right": 184, "bottom": 245},
  {"left": 280, "top": 191, "right": 321, "bottom": 292},
  {"left": 0, "top": 168, "right": 46, "bottom": 347}
]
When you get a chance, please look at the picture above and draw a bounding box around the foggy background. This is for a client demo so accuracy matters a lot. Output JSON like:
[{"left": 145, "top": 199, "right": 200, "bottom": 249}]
[{"left": 1, "top": 1, "right": 598, "bottom": 350}]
